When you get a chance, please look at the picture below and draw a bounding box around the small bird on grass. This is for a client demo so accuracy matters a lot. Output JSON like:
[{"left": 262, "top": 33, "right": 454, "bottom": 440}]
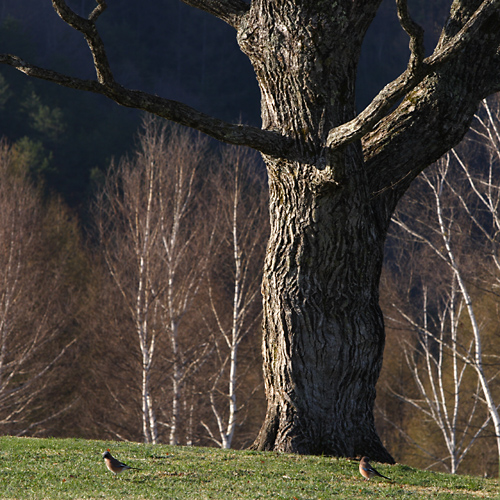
[
  {"left": 359, "top": 456, "right": 391, "bottom": 481},
  {"left": 102, "top": 450, "right": 139, "bottom": 476}
]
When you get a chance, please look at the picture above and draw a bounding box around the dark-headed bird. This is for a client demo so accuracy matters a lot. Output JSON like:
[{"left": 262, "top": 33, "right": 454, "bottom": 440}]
[
  {"left": 359, "top": 456, "right": 391, "bottom": 481},
  {"left": 102, "top": 450, "right": 138, "bottom": 475}
]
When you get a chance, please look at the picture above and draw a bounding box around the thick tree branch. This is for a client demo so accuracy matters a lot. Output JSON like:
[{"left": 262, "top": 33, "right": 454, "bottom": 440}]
[
  {"left": 0, "top": 54, "right": 293, "bottom": 158},
  {"left": 348, "top": 0, "right": 383, "bottom": 45},
  {"left": 1, "top": 0, "right": 498, "bottom": 174},
  {"left": 425, "top": 0, "right": 500, "bottom": 66},
  {"left": 179, "top": 0, "right": 249, "bottom": 29},
  {"left": 326, "top": 0, "right": 500, "bottom": 150},
  {"left": 363, "top": 0, "right": 500, "bottom": 201},
  {"left": 438, "top": 0, "right": 485, "bottom": 45}
]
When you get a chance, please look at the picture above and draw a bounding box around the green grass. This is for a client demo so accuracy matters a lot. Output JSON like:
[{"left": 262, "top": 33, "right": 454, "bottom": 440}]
[{"left": 0, "top": 436, "right": 497, "bottom": 499}]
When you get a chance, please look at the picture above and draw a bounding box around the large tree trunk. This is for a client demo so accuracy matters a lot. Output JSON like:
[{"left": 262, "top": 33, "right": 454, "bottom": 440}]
[
  {"left": 238, "top": 1, "right": 393, "bottom": 461},
  {"left": 252, "top": 150, "right": 392, "bottom": 461}
]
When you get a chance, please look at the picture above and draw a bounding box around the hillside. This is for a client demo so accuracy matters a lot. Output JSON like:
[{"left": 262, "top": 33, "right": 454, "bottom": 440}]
[{"left": 0, "top": 436, "right": 497, "bottom": 499}]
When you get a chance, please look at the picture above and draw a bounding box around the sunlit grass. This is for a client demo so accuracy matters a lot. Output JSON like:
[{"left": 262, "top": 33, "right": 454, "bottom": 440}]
[{"left": 0, "top": 436, "right": 497, "bottom": 499}]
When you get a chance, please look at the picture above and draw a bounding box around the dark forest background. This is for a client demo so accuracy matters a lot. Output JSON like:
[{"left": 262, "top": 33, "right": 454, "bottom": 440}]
[
  {"left": 1, "top": 0, "right": 499, "bottom": 478},
  {"left": 0, "top": 0, "right": 448, "bottom": 209}
]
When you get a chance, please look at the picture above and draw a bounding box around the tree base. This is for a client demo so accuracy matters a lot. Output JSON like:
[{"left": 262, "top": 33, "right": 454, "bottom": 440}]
[{"left": 250, "top": 403, "right": 395, "bottom": 464}]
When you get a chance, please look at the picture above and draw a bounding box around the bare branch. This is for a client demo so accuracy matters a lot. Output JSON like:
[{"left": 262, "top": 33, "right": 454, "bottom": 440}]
[
  {"left": 0, "top": 53, "right": 294, "bottom": 157},
  {"left": 386, "top": 121, "right": 500, "bottom": 470},
  {"left": 327, "top": 0, "right": 500, "bottom": 150},
  {"left": 51, "top": 0, "right": 114, "bottom": 85},
  {"left": 396, "top": 0, "right": 425, "bottom": 73},
  {"left": 377, "top": 404, "right": 451, "bottom": 471},
  {"left": 349, "top": 0, "right": 383, "bottom": 38},
  {"left": 89, "top": 0, "right": 106, "bottom": 21},
  {"left": 180, "top": 0, "right": 249, "bottom": 29}
]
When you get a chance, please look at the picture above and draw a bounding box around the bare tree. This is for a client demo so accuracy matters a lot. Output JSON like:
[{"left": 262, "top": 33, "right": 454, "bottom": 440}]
[
  {"left": 388, "top": 281, "right": 490, "bottom": 473},
  {"left": 0, "top": 140, "right": 76, "bottom": 435},
  {"left": 95, "top": 118, "right": 211, "bottom": 444},
  {"left": 154, "top": 122, "right": 213, "bottom": 446},
  {"left": 3, "top": 0, "right": 500, "bottom": 460},
  {"left": 201, "top": 146, "right": 267, "bottom": 448},
  {"left": 96, "top": 120, "right": 163, "bottom": 443},
  {"left": 386, "top": 98, "right": 500, "bottom": 472}
]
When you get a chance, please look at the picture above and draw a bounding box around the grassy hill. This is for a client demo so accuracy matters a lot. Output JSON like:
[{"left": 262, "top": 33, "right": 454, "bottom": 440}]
[{"left": 0, "top": 436, "right": 497, "bottom": 499}]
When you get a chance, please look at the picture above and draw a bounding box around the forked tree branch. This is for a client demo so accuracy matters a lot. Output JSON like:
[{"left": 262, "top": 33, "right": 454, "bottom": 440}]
[
  {"left": 326, "top": 0, "right": 500, "bottom": 150},
  {"left": 52, "top": 0, "right": 114, "bottom": 85},
  {"left": 347, "top": 0, "right": 383, "bottom": 47},
  {"left": 0, "top": 0, "right": 498, "bottom": 162}
]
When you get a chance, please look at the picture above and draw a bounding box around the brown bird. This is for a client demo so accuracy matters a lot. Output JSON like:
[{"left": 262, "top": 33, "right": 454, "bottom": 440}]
[
  {"left": 102, "top": 450, "right": 138, "bottom": 475},
  {"left": 359, "top": 456, "right": 391, "bottom": 481}
]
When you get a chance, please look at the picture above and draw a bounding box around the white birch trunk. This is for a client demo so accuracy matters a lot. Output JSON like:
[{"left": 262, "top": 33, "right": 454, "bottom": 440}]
[
  {"left": 432, "top": 165, "right": 500, "bottom": 470},
  {"left": 136, "top": 160, "right": 158, "bottom": 444},
  {"left": 203, "top": 150, "right": 266, "bottom": 449},
  {"left": 223, "top": 162, "right": 243, "bottom": 449},
  {"left": 157, "top": 127, "right": 208, "bottom": 446},
  {"left": 389, "top": 116, "right": 500, "bottom": 471}
]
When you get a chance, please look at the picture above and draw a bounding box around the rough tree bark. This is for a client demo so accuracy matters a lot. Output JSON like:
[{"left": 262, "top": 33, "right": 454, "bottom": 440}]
[{"left": 1, "top": 0, "right": 500, "bottom": 462}]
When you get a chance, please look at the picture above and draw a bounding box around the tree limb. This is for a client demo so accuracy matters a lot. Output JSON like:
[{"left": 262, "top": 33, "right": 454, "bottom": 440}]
[
  {"left": 364, "top": 1, "right": 500, "bottom": 204},
  {"left": 1, "top": 0, "right": 498, "bottom": 169},
  {"left": 348, "top": 0, "right": 383, "bottom": 46},
  {"left": 396, "top": 0, "right": 425, "bottom": 73},
  {"left": 179, "top": 0, "right": 249, "bottom": 29},
  {"left": 52, "top": 0, "right": 114, "bottom": 85},
  {"left": 326, "top": 0, "right": 500, "bottom": 150},
  {"left": 0, "top": 54, "right": 294, "bottom": 158}
]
